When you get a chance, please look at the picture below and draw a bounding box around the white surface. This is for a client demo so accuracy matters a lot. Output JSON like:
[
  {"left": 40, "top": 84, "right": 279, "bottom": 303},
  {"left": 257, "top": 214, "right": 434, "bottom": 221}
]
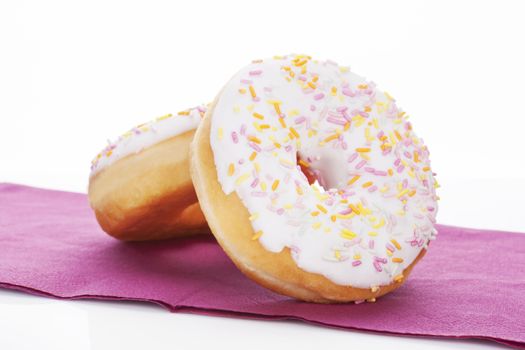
[{"left": 0, "top": 0, "right": 523, "bottom": 349}]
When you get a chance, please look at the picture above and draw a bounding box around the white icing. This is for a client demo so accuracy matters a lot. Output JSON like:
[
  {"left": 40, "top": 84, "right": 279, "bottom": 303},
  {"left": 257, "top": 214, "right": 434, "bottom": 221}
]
[
  {"left": 210, "top": 55, "right": 438, "bottom": 288},
  {"left": 90, "top": 105, "right": 206, "bottom": 176}
]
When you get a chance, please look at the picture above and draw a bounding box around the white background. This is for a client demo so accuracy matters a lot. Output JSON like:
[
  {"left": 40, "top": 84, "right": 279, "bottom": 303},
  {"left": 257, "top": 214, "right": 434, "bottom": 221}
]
[{"left": 1, "top": 0, "right": 524, "bottom": 349}]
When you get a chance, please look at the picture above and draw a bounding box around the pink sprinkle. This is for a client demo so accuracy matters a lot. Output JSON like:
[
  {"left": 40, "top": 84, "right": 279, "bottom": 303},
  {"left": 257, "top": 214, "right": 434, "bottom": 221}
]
[
  {"left": 364, "top": 167, "right": 375, "bottom": 173},
  {"left": 369, "top": 240, "right": 375, "bottom": 249},
  {"left": 352, "top": 261, "right": 362, "bottom": 267},
  {"left": 386, "top": 243, "right": 395, "bottom": 252},
  {"left": 341, "top": 111, "right": 352, "bottom": 122},
  {"left": 394, "top": 158, "right": 401, "bottom": 167},
  {"left": 240, "top": 124, "right": 247, "bottom": 136},
  {"left": 231, "top": 132, "right": 239, "bottom": 143},
  {"left": 240, "top": 79, "right": 252, "bottom": 84},
  {"left": 327, "top": 116, "right": 346, "bottom": 125},
  {"left": 397, "top": 165, "right": 405, "bottom": 173},
  {"left": 313, "top": 93, "right": 325, "bottom": 101},
  {"left": 373, "top": 261, "right": 382, "bottom": 272},
  {"left": 250, "top": 178, "right": 259, "bottom": 188},
  {"left": 374, "top": 170, "right": 387, "bottom": 176},
  {"left": 404, "top": 151, "right": 412, "bottom": 159},
  {"left": 238, "top": 159, "right": 244, "bottom": 164},
  {"left": 276, "top": 208, "right": 285, "bottom": 215},
  {"left": 427, "top": 206, "right": 435, "bottom": 211},
  {"left": 339, "top": 208, "right": 352, "bottom": 215},
  {"left": 348, "top": 152, "right": 358, "bottom": 163},
  {"left": 249, "top": 142, "right": 261, "bottom": 152},
  {"left": 336, "top": 106, "right": 348, "bottom": 113},
  {"left": 310, "top": 105, "right": 316, "bottom": 111},
  {"left": 368, "top": 185, "right": 378, "bottom": 193},
  {"left": 249, "top": 70, "right": 262, "bottom": 76},
  {"left": 355, "top": 160, "right": 366, "bottom": 169},
  {"left": 251, "top": 191, "right": 267, "bottom": 197},
  {"left": 375, "top": 257, "right": 387, "bottom": 264},
  {"left": 295, "top": 116, "right": 306, "bottom": 124},
  {"left": 342, "top": 88, "right": 355, "bottom": 97}
]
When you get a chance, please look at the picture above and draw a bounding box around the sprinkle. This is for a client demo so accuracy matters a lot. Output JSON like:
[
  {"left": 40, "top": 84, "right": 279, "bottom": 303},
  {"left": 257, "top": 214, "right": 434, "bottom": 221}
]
[
  {"left": 352, "top": 260, "right": 362, "bottom": 267},
  {"left": 324, "top": 133, "right": 339, "bottom": 143},
  {"left": 249, "top": 85, "right": 257, "bottom": 99},
  {"left": 235, "top": 174, "right": 250, "bottom": 185},
  {"left": 231, "top": 132, "right": 239, "bottom": 143},
  {"left": 253, "top": 112, "right": 264, "bottom": 120},
  {"left": 362, "top": 181, "right": 373, "bottom": 188},
  {"left": 390, "top": 239, "right": 402, "bottom": 250},
  {"left": 312, "top": 222, "right": 322, "bottom": 229},
  {"left": 299, "top": 159, "right": 310, "bottom": 168},
  {"left": 356, "top": 147, "right": 371, "bottom": 153},
  {"left": 349, "top": 203, "right": 360, "bottom": 215},
  {"left": 347, "top": 175, "right": 360, "bottom": 186},
  {"left": 249, "top": 152, "right": 257, "bottom": 161},
  {"left": 248, "top": 135, "right": 261, "bottom": 144},
  {"left": 289, "top": 127, "right": 300, "bottom": 138},
  {"left": 313, "top": 93, "right": 325, "bottom": 100},
  {"left": 373, "top": 261, "right": 382, "bottom": 272},
  {"left": 341, "top": 229, "right": 357, "bottom": 239},
  {"left": 228, "top": 163, "right": 235, "bottom": 176},
  {"left": 271, "top": 180, "right": 280, "bottom": 191},
  {"left": 249, "top": 70, "right": 262, "bottom": 76},
  {"left": 392, "top": 257, "right": 404, "bottom": 263},
  {"left": 316, "top": 204, "right": 328, "bottom": 214},
  {"left": 249, "top": 142, "right": 261, "bottom": 152},
  {"left": 252, "top": 230, "right": 263, "bottom": 240},
  {"left": 355, "top": 160, "right": 366, "bottom": 169}
]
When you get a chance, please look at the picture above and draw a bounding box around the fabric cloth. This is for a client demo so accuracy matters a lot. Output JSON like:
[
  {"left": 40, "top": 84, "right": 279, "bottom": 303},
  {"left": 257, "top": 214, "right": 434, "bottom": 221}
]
[{"left": 0, "top": 183, "right": 524, "bottom": 348}]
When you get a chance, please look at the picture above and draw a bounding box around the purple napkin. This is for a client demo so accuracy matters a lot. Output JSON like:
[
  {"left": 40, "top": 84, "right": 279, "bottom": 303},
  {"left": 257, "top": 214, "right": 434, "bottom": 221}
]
[{"left": 0, "top": 183, "right": 524, "bottom": 348}]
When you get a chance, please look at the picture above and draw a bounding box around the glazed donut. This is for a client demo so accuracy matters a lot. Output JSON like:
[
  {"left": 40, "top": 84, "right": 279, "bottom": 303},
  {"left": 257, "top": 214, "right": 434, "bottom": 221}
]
[
  {"left": 89, "top": 105, "right": 209, "bottom": 241},
  {"left": 191, "top": 55, "right": 439, "bottom": 303}
]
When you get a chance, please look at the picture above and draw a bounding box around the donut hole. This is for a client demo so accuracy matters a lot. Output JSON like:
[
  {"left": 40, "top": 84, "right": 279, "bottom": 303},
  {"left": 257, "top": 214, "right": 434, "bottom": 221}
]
[{"left": 297, "top": 154, "right": 320, "bottom": 187}]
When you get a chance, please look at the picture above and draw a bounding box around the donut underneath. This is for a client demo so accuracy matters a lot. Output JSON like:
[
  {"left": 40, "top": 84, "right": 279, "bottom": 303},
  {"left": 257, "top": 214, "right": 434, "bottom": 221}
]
[
  {"left": 190, "top": 102, "right": 425, "bottom": 303},
  {"left": 89, "top": 130, "right": 209, "bottom": 241}
]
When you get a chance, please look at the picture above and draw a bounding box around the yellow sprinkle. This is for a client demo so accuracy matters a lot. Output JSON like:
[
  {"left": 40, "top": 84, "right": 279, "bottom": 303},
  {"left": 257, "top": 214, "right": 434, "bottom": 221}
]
[
  {"left": 324, "top": 133, "right": 339, "bottom": 143},
  {"left": 356, "top": 147, "right": 371, "bottom": 153},
  {"left": 235, "top": 174, "right": 250, "bottom": 185},
  {"left": 289, "top": 127, "right": 300, "bottom": 138},
  {"left": 331, "top": 86, "right": 337, "bottom": 95},
  {"left": 253, "top": 112, "right": 264, "bottom": 120},
  {"left": 348, "top": 175, "right": 360, "bottom": 187},
  {"left": 296, "top": 186, "right": 303, "bottom": 195},
  {"left": 362, "top": 181, "right": 373, "bottom": 188},
  {"left": 249, "top": 152, "right": 257, "bottom": 161},
  {"left": 395, "top": 130, "right": 403, "bottom": 141},
  {"left": 252, "top": 230, "right": 263, "bottom": 240},
  {"left": 408, "top": 189, "right": 417, "bottom": 197},
  {"left": 271, "top": 180, "right": 280, "bottom": 191},
  {"left": 397, "top": 189, "right": 409, "bottom": 198},
  {"left": 278, "top": 117, "right": 287, "bottom": 128},
  {"left": 273, "top": 142, "right": 281, "bottom": 148},
  {"left": 358, "top": 84, "right": 368, "bottom": 89},
  {"left": 156, "top": 113, "right": 173, "bottom": 121},
  {"left": 228, "top": 163, "right": 235, "bottom": 176},
  {"left": 392, "top": 257, "right": 404, "bottom": 263},
  {"left": 218, "top": 128, "right": 223, "bottom": 140},
  {"left": 260, "top": 181, "right": 267, "bottom": 191},
  {"left": 307, "top": 81, "right": 316, "bottom": 89},
  {"left": 388, "top": 168, "right": 394, "bottom": 176},
  {"left": 394, "top": 274, "right": 404, "bottom": 283},
  {"left": 312, "top": 222, "right": 322, "bottom": 229},
  {"left": 311, "top": 211, "right": 320, "bottom": 217},
  {"left": 253, "top": 123, "right": 262, "bottom": 132},
  {"left": 422, "top": 166, "right": 431, "bottom": 172},
  {"left": 372, "top": 218, "right": 385, "bottom": 229},
  {"left": 254, "top": 162, "right": 261, "bottom": 173},
  {"left": 330, "top": 215, "right": 337, "bottom": 222},
  {"left": 354, "top": 254, "right": 362, "bottom": 260},
  {"left": 334, "top": 250, "right": 341, "bottom": 260},
  {"left": 105, "top": 150, "right": 113, "bottom": 157},
  {"left": 316, "top": 204, "right": 327, "bottom": 214},
  {"left": 239, "top": 88, "right": 246, "bottom": 94},
  {"left": 260, "top": 124, "right": 270, "bottom": 129},
  {"left": 340, "top": 229, "right": 357, "bottom": 239},
  {"left": 372, "top": 118, "right": 379, "bottom": 129},
  {"left": 249, "top": 213, "right": 259, "bottom": 221},
  {"left": 249, "top": 85, "right": 256, "bottom": 99},
  {"left": 414, "top": 152, "right": 420, "bottom": 163},
  {"left": 391, "top": 239, "right": 402, "bottom": 250},
  {"left": 349, "top": 203, "right": 360, "bottom": 215},
  {"left": 386, "top": 250, "right": 393, "bottom": 257},
  {"left": 248, "top": 135, "right": 261, "bottom": 144},
  {"left": 177, "top": 110, "right": 190, "bottom": 116},
  {"left": 298, "top": 159, "right": 310, "bottom": 168},
  {"left": 368, "top": 231, "right": 378, "bottom": 237}
]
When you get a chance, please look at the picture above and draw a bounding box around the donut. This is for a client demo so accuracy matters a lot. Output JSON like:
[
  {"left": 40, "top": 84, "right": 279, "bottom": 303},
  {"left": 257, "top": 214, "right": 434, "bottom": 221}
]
[
  {"left": 89, "top": 105, "right": 209, "bottom": 241},
  {"left": 191, "top": 55, "right": 439, "bottom": 303}
]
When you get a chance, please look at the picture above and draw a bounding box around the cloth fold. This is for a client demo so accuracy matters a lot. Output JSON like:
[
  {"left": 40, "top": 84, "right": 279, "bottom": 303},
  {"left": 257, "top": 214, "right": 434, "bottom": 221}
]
[{"left": 0, "top": 183, "right": 524, "bottom": 348}]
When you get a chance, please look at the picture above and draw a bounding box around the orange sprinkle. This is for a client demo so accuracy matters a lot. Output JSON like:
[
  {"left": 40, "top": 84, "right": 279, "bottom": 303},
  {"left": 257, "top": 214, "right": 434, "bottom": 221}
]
[
  {"left": 392, "top": 257, "right": 404, "bottom": 263},
  {"left": 390, "top": 239, "right": 402, "bottom": 250},
  {"left": 422, "top": 166, "right": 431, "bottom": 172},
  {"left": 331, "top": 86, "right": 337, "bottom": 95},
  {"left": 356, "top": 147, "right": 371, "bottom": 153},
  {"left": 238, "top": 88, "right": 246, "bottom": 94},
  {"left": 178, "top": 110, "right": 190, "bottom": 116},
  {"left": 312, "top": 75, "right": 319, "bottom": 82},
  {"left": 414, "top": 151, "right": 420, "bottom": 163},
  {"left": 289, "top": 71, "right": 295, "bottom": 78},
  {"left": 298, "top": 159, "right": 310, "bottom": 168},
  {"left": 316, "top": 204, "right": 327, "bottom": 214},
  {"left": 358, "top": 84, "right": 368, "bottom": 89},
  {"left": 248, "top": 135, "right": 261, "bottom": 144},
  {"left": 249, "top": 85, "right": 256, "bottom": 99},
  {"left": 253, "top": 112, "right": 264, "bottom": 120},
  {"left": 228, "top": 163, "right": 235, "bottom": 176},
  {"left": 408, "top": 189, "right": 417, "bottom": 197},
  {"left": 330, "top": 215, "right": 337, "bottom": 222},
  {"left": 362, "top": 181, "right": 373, "bottom": 188},
  {"left": 388, "top": 168, "right": 394, "bottom": 176},
  {"left": 289, "top": 127, "right": 300, "bottom": 138},
  {"left": 271, "top": 180, "right": 280, "bottom": 191},
  {"left": 347, "top": 175, "right": 360, "bottom": 186},
  {"left": 259, "top": 124, "right": 270, "bottom": 129},
  {"left": 249, "top": 152, "right": 257, "bottom": 161},
  {"left": 364, "top": 106, "right": 372, "bottom": 112},
  {"left": 307, "top": 81, "right": 316, "bottom": 89}
]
